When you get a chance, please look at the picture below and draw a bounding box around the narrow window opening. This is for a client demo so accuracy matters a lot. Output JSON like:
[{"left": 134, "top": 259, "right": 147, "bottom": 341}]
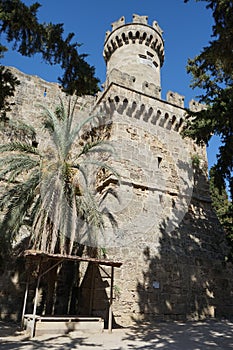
[
  {"left": 122, "top": 33, "right": 128, "bottom": 44},
  {"left": 159, "top": 194, "right": 163, "bottom": 204},
  {"left": 172, "top": 115, "right": 176, "bottom": 124},
  {"left": 158, "top": 157, "right": 162, "bottom": 168},
  {"left": 147, "top": 51, "right": 154, "bottom": 57},
  {"left": 123, "top": 98, "right": 128, "bottom": 107},
  {"left": 116, "top": 36, "right": 121, "bottom": 45},
  {"left": 111, "top": 39, "right": 117, "bottom": 49},
  {"left": 139, "top": 54, "right": 147, "bottom": 59}
]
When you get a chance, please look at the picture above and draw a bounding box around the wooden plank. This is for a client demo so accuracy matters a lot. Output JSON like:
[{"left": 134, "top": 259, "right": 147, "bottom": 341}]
[
  {"left": 24, "top": 250, "right": 122, "bottom": 267},
  {"left": 108, "top": 266, "right": 114, "bottom": 333},
  {"left": 21, "top": 278, "right": 29, "bottom": 328}
]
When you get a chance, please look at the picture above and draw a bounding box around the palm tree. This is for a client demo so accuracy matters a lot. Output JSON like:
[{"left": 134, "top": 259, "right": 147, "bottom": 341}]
[{"left": 0, "top": 98, "right": 116, "bottom": 256}]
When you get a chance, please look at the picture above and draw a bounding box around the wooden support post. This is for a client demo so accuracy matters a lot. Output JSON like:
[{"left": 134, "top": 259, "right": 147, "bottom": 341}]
[
  {"left": 89, "top": 263, "right": 95, "bottom": 316},
  {"left": 21, "top": 277, "right": 29, "bottom": 328},
  {"left": 31, "top": 259, "right": 42, "bottom": 338},
  {"left": 108, "top": 266, "right": 114, "bottom": 333},
  {"left": 31, "top": 274, "right": 41, "bottom": 338}
]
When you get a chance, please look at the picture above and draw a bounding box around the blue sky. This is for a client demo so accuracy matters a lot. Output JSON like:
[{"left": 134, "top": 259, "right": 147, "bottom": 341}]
[{"left": 1, "top": 0, "right": 219, "bottom": 168}]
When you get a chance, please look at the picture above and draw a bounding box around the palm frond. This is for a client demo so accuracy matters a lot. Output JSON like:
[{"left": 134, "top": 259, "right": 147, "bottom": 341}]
[
  {"left": 0, "top": 170, "right": 40, "bottom": 245},
  {"left": 0, "top": 119, "right": 36, "bottom": 143},
  {"left": 76, "top": 139, "right": 115, "bottom": 159},
  {"left": 80, "top": 159, "right": 121, "bottom": 182},
  {"left": 0, "top": 155, "right": 39, "bottom": 182},
  {"left": 0, "top": 99, "right": 119, "bottom": 255},
  {"left": 76, "top": 190, "right": 104, "bottom": 234},
  {"left": 40, "top": 106, "right": 65, "bottom": 156},
  {"left": 68, "top": 114, "right": 99, "bottom": 150},
  {"left": 0, "top": 141, "right": 40, "bottom": 155}
]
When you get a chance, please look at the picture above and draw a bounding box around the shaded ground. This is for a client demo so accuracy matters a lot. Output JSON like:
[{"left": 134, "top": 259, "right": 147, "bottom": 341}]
[{"left": 0, "top": 319, "right": 233, "bottom": 349}]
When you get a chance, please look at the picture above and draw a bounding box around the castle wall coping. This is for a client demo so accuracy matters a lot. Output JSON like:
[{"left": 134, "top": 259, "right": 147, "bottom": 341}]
[{"left": 96, "top": 81, "right": 189, "bottom": 113}]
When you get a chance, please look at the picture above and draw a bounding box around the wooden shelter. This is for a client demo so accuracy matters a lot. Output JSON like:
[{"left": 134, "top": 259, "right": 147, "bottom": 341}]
[{"left": 22, "top": 250, "right": 122, "bottom": 337}]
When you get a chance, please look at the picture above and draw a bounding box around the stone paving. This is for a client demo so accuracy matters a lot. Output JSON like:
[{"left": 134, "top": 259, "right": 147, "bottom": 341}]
[{"left": 0, "top": 320, "right": 233, "bottom": 349}]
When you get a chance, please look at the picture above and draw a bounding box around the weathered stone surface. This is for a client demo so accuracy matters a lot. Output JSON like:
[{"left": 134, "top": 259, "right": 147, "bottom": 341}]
[{"left": 1, "top": 14, "right": 233, "bottom": 326}]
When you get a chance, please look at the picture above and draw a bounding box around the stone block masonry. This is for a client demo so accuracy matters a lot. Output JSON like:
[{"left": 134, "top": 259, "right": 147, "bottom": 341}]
[{"left": 1, "top": 14, "right": 233, "bottom": 325}]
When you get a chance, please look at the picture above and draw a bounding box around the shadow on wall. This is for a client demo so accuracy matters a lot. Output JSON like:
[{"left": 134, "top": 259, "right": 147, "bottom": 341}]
[
  {"left": 78, "top": 263, "right": 120, "bottom": 329},
  {"left": 0, "top": 237, "right": 29, "bottom": 322},
  {"left": 136, "top": 163, "right": 233, "bottom": 324},
  {"left": 7, "top": 258, "right": 118, "bottom": 329},
  {"left": 0, "top": 259, "right": 25, "bottom": 322}
]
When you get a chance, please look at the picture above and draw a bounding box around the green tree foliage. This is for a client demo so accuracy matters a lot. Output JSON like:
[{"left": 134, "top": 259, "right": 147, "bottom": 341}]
[
  {"left": 0, "top": 66, "right": 20, "bottom": 119},
  {"left": 209, "top": 166, "right": 230, "bottom": 221},
  {"left": 209, "top": 166, "right": 233, "bottom": 260},
  {"left": 0, "top": 99, "right": 117, "bottom": 257},
  {"left": 0, "top": 0, "right": 99, "bottom": 117},
  {"left": 183, "top": 0, "right": 233, "bottom": 197}
]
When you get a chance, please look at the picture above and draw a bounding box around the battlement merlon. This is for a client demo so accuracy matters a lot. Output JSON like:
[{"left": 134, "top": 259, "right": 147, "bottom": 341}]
[
  {"left": 189, "top": 99, "right": 207, "bottom": 112},
  {"left": 132, "top": 14, "right": 148, "bottom": 24},
  {"left": 166, "top": 91, "right": 207, "bottom": 112},
  {"left": 111, "top": 16, "right": 125, "bottom": 31},
  {"left": 166, "top": 91, "right": 185, "bottom": 108},
  {"left": 152, "top": 20, "right": 163, "bottom": 36}
]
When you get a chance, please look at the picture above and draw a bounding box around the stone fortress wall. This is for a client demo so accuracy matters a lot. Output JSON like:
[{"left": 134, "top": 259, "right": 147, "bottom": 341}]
[{"left": 1, "top": 14, "right": 233, "bottom": 324}]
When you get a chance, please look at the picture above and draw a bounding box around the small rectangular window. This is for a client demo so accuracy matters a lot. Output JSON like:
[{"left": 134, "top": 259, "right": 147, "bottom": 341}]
[
  {"left": 158, "top": 156, "right": 162, "bottom": 168},
  {"left": 139, "top": 54, "right": 147, "bottom": 59},
  {"left": 147, "top": 51, "right": 154, "bottom": 58}
]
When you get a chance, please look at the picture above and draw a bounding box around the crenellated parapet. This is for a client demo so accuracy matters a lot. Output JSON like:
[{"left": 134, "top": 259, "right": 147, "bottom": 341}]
[{"left": 103, "top": 68, "right": 161, "bottom": 99}]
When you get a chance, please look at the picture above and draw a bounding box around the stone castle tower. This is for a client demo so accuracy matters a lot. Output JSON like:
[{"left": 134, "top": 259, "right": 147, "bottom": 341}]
[
  {"left": 103, "top": 14, "right": 164, "bottom": 97},
  {"left": 1, "top": 15, "right": 233, "bottom": 324}
]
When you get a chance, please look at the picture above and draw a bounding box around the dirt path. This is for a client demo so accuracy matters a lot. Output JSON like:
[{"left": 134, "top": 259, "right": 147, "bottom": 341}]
[{"left": 0, "top": 319, "right": 233, "bottom": 349}]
